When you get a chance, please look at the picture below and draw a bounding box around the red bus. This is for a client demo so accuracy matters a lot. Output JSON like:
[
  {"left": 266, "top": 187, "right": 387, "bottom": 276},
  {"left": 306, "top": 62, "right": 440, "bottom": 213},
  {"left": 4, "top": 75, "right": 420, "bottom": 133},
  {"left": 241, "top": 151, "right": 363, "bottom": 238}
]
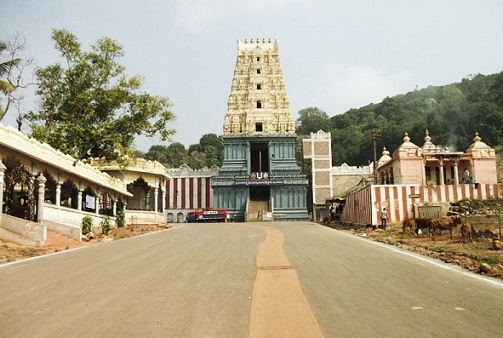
[{"left": 188, "top": 208, "right": 227, "bottom": 223}]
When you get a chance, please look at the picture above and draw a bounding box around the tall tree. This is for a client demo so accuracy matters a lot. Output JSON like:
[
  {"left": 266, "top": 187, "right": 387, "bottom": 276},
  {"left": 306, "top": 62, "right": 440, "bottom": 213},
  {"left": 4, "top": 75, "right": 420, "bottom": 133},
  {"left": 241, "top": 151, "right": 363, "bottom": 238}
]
[
  {"left": 0, "top": 41, "right": 19, "bottom": 95},
  {"left": 0, "top": 34, "right": 33, "bottom": 122},
  {"left": 145, "top": 145, "right": 169, "bottom": 165},
  {"left": 187, "top": 150, "right": 207, "bottom": 169},
  {"left": 27, "top": 29, "right": 175, "bottom": 165},
  {"left": 165, "top": 142, "right": 187, "bottom": 167},
  {"left": 295, "top": 106, "right": 331, "bottom": 135},
  {"left": 198, "top": 133, "right": 223, "bottom": 167}
]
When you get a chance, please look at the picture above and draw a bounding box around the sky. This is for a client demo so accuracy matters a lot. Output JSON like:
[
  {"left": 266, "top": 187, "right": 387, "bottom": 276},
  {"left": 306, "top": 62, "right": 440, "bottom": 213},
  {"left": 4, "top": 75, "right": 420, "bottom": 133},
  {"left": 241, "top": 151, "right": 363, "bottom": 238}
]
[{"left": 1, "top": 0, "right": 503, "bottom": 152}]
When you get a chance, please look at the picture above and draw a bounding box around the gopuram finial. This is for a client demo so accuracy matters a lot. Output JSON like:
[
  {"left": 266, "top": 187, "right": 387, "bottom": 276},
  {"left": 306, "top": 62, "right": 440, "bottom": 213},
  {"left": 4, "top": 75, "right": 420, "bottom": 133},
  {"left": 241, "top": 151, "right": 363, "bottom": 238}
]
[
  {"left": 474, "top": 132, "right": 481, "bottom": 142},
  {"left": 403, "top": 132, "right": 410, "bottom": 143}
]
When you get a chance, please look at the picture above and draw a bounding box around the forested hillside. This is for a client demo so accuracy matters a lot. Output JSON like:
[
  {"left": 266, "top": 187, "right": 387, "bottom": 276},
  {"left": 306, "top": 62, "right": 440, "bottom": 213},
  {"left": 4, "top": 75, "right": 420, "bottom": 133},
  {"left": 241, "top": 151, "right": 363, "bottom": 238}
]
[{"left": 296, "top": 71, "right": 503, "bottom": 166}]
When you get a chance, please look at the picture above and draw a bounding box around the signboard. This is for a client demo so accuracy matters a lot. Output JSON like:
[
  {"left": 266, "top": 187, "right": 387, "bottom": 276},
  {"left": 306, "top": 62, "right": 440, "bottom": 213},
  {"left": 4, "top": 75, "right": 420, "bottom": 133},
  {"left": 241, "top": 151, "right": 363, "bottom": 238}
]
[
  {"left": 418, "top": 205, "right": 441, "bottom": 219},
  {"left": 235, "top": 179, "right": 283, "bottom": 186},
  {"left": 409, "top": 194, "right": 420, "bottom": 199},
  {"left": 85, "top": 195, "right": 96, "bottom": 209}
]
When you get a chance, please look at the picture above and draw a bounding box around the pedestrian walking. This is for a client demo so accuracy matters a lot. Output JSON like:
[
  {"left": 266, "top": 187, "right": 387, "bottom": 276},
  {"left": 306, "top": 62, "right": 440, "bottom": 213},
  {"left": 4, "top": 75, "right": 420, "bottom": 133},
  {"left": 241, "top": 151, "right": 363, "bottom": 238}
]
[{"left": 381, "top": 208, "right": 388, "bottom": 230}]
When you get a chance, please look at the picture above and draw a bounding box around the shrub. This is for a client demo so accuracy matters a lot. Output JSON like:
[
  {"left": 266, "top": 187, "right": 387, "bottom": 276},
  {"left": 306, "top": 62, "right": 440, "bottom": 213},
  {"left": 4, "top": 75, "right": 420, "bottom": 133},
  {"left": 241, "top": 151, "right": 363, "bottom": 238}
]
[
  {"left": 116, "top": 210, "right": 125, "bottom": 228},
  {"left": 81, "top": 216, "right": 93, "bottom": 236},
  {"left": 100, "top": 217, "right": 113, "bottom": 235}
]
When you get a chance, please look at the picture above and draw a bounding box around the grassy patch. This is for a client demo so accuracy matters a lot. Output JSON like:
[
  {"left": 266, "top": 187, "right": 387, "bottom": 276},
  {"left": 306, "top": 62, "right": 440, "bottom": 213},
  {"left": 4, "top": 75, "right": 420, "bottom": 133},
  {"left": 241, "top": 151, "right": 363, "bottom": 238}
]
[
  {"left": 481, "top": 257, "right": 500, "bottom": 265},
  {"left": 428, "top": 246, "right": 456, "bottom": 254}
]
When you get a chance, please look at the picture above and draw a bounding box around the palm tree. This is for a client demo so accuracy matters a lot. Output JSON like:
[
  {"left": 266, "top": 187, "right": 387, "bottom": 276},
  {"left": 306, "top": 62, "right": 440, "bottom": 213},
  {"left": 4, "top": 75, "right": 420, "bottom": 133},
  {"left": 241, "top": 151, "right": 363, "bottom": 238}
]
[{"left": 0, "top": 40, "right": 21, "bottom": 119}]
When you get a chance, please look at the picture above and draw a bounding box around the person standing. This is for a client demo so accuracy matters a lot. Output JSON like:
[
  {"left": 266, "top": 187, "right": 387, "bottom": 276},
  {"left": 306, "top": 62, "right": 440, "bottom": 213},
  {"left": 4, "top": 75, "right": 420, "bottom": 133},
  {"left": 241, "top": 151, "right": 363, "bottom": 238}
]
[{"left": 381, "top": 208, "right": 388, "bottom": 230}]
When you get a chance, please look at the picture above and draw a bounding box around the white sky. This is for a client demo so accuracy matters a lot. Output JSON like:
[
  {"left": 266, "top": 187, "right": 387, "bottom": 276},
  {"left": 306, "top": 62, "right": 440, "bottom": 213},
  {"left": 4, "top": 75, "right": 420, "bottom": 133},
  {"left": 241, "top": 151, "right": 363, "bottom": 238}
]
[{"left": 1, "top": 0, "right": 502, "bottom": 151}]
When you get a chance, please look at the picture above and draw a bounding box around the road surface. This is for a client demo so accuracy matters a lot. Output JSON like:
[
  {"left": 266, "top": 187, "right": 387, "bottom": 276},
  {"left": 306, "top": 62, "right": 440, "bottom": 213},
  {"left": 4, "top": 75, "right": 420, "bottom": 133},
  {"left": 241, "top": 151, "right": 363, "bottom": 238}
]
[{"left": 1, "top": 222, "right": 503, "bottom": 337}]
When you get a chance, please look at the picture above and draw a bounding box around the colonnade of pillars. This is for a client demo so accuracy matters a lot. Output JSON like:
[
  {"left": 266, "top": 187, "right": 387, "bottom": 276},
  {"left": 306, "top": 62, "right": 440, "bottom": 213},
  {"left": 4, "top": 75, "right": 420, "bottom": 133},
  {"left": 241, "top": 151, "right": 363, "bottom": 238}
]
[
  {"left": 376, "top": 160, "right": 471, "bottom": 186},
  {"left": 0, "top": 159, "right": 167, "bottom": 224},
  {"left": 422, "top": 160, "right": 469, "bottom": 186}
]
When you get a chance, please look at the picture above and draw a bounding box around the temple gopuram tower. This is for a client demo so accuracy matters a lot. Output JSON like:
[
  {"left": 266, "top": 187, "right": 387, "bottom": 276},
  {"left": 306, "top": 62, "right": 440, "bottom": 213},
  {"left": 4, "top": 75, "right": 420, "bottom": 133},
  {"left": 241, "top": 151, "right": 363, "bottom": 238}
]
[{"left": 211, "top": 38, "right": 309, "bottom": 222}]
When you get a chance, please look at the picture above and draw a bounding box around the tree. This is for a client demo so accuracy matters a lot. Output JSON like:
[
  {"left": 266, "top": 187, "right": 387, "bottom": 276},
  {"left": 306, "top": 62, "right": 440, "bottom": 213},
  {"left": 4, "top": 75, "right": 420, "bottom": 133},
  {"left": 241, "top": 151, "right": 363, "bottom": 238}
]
[
  {"left": 145, "top": 145, "right": 169, "bottom": 165},
  {"left": 165, "top": 142, "right": 187, "bottom": 167},
  {"left": 198, "top": 133, "right": 223, "bottom": 167},
  {"left": 0, "top": 41, "right": 19, "bottom": 95},
  {"left": 187, "top": 150, "right": 207, "bottom": 169},
  {"left": 186, "top": 133, "right": 223, "bottom": 168},
  {"left": 295, "top": 107, "right": 331, "bottom": 135},
  {"left": 27, "top": 29, "right": 175, "bottom": 165},
  {"left": 0, "top": 34, "right": 34, "bottom": 123}
]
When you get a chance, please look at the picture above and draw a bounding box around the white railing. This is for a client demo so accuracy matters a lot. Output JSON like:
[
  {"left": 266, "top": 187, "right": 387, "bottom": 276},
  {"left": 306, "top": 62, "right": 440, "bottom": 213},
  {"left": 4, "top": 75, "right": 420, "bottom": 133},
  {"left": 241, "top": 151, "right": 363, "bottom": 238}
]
[
  {"left": 125, "top": 210, "right": 164, "bottom": 225},
  {"left": 44, "top": 203, "right": 115, "bottom": 228}
]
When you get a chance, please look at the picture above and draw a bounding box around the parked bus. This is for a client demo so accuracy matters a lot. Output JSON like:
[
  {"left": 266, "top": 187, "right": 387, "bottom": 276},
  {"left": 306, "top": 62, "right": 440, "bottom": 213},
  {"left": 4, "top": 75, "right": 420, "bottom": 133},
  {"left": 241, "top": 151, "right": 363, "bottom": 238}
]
[{"left": 187, "top": 208, "right": 227, "bottom": 223}]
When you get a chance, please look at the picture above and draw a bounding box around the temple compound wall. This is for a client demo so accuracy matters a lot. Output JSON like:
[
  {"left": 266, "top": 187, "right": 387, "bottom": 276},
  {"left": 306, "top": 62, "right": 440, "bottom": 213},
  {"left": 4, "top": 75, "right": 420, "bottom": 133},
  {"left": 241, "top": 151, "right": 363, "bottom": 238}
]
[
  {"left": 211, "top": 38, "right": 309, "bottom": 222},
  {"left": 165, "top": 165, "right": 218, "bottom": 223}
]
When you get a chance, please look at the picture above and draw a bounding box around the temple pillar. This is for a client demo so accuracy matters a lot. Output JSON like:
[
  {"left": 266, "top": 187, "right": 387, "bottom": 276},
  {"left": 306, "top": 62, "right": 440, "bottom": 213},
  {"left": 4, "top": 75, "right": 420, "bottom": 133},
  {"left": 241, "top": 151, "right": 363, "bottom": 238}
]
[
  {"left": 162, "top": 185, "right": 166, "bottom": 213},
  {"left": 78, "top": 189, "right": 83, "bottom": 212},
  {"left": 421, "top": 161, "right": 427, "bottom": 185},
  {"left": 154, "top": 187, "right": 159, "bottom": 213},
  {"left": 56, "top": 182, "right": 62, "bottom": 207},
  {"left": 439, "top": 160, "right": 445, "bottom": 185},
  {"left": 95, "top": 195, "right": 101, "bottom": 215},
  {"left": 453, "top": 160, "right": 460, "bottom": 185},
  {"left": 0, "top": 160, "right": 6, "bottom": 214},
  {"left": 113, "top": 200, "right": 117, "bottom": 216},
  {"left": 36, "top": 173, "right": 47, "bottom": 223}
]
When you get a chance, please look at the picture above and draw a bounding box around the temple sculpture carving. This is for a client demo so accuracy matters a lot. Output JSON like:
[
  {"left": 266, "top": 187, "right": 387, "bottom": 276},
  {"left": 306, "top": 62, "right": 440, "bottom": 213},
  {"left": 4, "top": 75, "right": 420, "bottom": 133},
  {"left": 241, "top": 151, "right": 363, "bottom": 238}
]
[{"left": 223, "top": 38, "right": 296, "bottom": 137}]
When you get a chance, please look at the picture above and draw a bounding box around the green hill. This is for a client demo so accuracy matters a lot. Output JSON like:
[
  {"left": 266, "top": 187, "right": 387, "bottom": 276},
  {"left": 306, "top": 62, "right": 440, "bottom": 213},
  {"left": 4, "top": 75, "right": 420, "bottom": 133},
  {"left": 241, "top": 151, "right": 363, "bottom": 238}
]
[{"left": 297, "top": 71, "right": 503, "bottom": 167}]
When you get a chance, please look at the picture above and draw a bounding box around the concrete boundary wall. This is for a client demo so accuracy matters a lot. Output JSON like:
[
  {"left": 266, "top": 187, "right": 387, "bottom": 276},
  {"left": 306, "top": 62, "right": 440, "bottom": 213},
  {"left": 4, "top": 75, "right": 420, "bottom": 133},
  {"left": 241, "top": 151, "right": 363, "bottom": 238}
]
[
  {"left": 0, "top": 213, "right": 47, "bottom": 246},
  {"left": 41, "top": 219, "right": 81, "bottom": 241}
]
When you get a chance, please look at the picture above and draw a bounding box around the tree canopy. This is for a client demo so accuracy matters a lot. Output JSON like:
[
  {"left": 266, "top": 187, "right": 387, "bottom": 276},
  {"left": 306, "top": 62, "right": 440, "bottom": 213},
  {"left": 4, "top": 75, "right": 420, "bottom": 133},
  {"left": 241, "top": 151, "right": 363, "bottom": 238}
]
[
  {"left": 296, "top": 71, "right": 503, "bottom": 166},
  {"left": 27, "top": 29, "right": 176, "bottom": 164},
  {"left": 295, "top": 106, "right": 331, "bottom": 135},
  {"left": 145, "top": 133, "right": 223, "bottom": 169}
]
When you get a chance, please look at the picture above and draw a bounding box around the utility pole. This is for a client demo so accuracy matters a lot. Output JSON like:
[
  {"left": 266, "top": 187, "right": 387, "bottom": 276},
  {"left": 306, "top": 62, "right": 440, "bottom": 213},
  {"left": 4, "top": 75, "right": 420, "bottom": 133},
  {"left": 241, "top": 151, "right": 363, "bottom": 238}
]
[{"left": 370, "top": 129, "right": 382, "bottom": 184}]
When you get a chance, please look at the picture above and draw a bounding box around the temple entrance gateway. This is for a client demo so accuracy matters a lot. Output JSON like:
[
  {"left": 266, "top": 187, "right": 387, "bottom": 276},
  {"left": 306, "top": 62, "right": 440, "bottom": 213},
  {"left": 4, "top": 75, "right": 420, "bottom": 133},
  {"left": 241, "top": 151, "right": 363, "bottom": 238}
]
[
  {"left": 250, "top": 142, "right": 269, "bottom": 173},
  {"left": 3, "top": 164, "right": 37, "bottom": 221},
  {"left": 248, "top": 186, "right": 270, "bottom": 221},
  {"left": 211, "top": 38, "right": 308, "bottom": 221}
]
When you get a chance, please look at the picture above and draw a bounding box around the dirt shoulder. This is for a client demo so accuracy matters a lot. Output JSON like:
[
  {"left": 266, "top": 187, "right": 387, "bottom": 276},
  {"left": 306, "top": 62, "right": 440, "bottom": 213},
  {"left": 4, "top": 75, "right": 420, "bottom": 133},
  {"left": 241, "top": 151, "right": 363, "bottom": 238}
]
[
  {"left": 330, "top": 221, "right": 503, "bottom": 281},
  {"left": 0, "top": 223, "right": 172, "bottom": 265}
]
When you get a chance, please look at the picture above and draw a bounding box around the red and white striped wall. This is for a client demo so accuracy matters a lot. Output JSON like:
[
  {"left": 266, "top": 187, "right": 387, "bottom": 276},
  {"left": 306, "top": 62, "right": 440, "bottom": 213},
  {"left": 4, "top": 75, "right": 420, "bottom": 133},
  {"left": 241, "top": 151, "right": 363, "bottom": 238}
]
[
  {"left": 166, "top": 177, "right": 212, "bottom": 210},
  {"left": 341, "top": 183, "right": 503, "bottom": 226}
]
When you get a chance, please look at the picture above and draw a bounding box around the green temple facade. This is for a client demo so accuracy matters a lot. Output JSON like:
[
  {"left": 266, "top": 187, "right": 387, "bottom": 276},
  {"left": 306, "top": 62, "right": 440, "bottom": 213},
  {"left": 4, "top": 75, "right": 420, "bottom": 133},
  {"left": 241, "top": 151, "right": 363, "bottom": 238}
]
[{"left": 211, "top": 38, "right": 308, "bottom": 221}]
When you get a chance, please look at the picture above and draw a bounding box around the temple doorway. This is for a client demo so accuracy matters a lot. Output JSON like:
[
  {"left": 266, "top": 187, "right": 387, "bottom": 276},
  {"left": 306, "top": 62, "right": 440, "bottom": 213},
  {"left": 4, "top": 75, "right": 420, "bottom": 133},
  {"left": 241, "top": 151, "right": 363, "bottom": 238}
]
[
  {"left": 3, "top": 164, "right": 37, "bottom": 221},
  {"left": 250, "top": 142, "right": 269, "bottom": 172},
  {"left": 248, "top": 186, "right": 270, "bottom": 221}
]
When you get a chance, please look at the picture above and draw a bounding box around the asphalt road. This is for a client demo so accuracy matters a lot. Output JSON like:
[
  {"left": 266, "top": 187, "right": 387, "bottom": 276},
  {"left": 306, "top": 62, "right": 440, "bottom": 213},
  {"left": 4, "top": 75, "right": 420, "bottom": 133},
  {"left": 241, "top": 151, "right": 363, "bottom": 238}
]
[{"left": 1, "top": 222, "right": 503, "bottom": 337}]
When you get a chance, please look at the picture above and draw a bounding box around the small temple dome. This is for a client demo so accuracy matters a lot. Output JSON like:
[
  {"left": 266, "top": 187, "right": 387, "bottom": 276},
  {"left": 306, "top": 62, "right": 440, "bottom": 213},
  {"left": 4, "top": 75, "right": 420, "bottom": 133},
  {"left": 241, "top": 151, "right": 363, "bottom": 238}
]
[
  {"left": 393, "top": 132, "right": 421, "bottom": 158},
  {"left": 422, "top": 130, "right": 441, "bottom": 154},
  {"left": 377, "top": 147, "right": 392, "bottom": 167},
  {"left": 466, "top": 132, "right": 495, "bottom": 157},
  {"left": 400, "top": 132, "right": 417, "bottom": 148}
]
